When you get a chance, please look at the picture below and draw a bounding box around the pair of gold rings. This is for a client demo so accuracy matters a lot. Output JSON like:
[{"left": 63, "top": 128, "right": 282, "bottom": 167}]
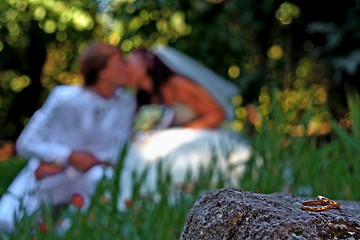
[{"left": 301, "top": 195, "right": 340, "bottom": 212}]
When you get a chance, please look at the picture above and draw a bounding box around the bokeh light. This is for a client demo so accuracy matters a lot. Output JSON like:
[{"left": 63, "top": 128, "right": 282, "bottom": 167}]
[
  {"left": 108, "top": 32, "right": 121, "bottom": 45},
  {"left": 60, "top": 10, "right": 72, "bottom": 25},
  {"left": 16, "top": 1, "right": 27, "bottom": 11},
  {"left": 252, "top": 84, "right": 331, "bottom": 136},
  {"left": 121, "top": 39, "right": 133, "bottom": 51},
  {"left": 43, "top": 19, "right": 56, "bottom": 34},
  {"left": 315, "top": 87, "right": 327, "bottom": 104},
  {"left": 5, "top": 8, "right": 19, "bottom": 21},
  {"left": 150, "top": 10, "right": 160, "bottom": 21},
  {"left": 275, "top": 2, "right": 300, "bottom": 25},
  {"left": 235, "top": 107, "right": 247, "bottom": 119},
  {"left": 139, "top": 9, "right": 150, "bottom": 22},
  {"left": 72, "top": 10, "right": 94, "bottom": 31},
  {"left": 267, "top": 44, "right": 284, "bottom": 60},
  {"left": 7, "top": 21, "right": 20, "bottom": 36},
  {"left": 231, "top": 95, "right": 243, "bottom": 106},
  {"left": 170, "top": 12, "right": 188, "bottom": 34},
  {"left": 10, "top": 75, "right": 31, "bottom": 92},
  {"left": 33, "top": 6, "right": 46, "bottom": 21},
  {"left": 129, "top": 17, "right": 143, "bottom": 31},
  {"left": 125, "top": 4, "right": 136, "bottom": 14},
  {"left": 156, "top": 19, "right": 168, "bottom": 33},
  {"left": 131, "top": 35, "right": 143, "bottom": 48},
  {"left": 228, "top": 65, "right": 240, "bottom": 78},
  {"left": 231, "top": 120, "right": 244, "bottom": 132},
  {"left": 56, "top": 31, "right": 67, "bottom": 42}
]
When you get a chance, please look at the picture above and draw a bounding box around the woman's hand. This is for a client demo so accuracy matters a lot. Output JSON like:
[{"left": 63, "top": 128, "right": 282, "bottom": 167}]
[
  {"left": 69, "top": 152, "right": 105, "bottom": 172},
  {"left": 35, "top": 152, "right": 107, "bottom": 180},
  {"left": 35, "top": 162, "right": 65, "bottom": 180}
]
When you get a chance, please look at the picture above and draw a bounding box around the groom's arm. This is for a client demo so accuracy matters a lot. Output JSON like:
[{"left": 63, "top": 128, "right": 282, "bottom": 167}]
[{"left": 16, "top": 87, "right": 73, "bottom": 166}]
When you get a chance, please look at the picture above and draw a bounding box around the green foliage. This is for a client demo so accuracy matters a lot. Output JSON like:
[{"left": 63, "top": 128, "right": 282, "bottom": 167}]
[
  {"left": 2, "top": 0, "right": 360, "bottom": 140},
  {"left": 2, "top": 90, "right": 360, "bottom": 239},
  {"left": 0, "top": 156, "right": 27, "bottom": 196},
  {"left": 4, "top": 146, "right": 228, "bottom": 240},
  {"left": 0, "top": 0, "right": 100, "bottom": 140},
  {"left": 241, "top": 89, "right": 360, "bottom": 201}
]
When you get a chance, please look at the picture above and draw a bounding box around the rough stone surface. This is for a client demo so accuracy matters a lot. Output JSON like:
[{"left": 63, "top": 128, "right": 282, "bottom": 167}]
[{"left": 180, "top": 188, "right": 360, "bottom": 240}]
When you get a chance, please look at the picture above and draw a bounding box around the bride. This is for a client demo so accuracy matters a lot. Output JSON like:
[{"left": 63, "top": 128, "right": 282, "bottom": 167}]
[{"left": 118, "top": 45, "right": 251, "bottom": 208}]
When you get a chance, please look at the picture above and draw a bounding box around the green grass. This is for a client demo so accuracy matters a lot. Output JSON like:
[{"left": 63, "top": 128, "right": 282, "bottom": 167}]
[
  {"left": 0, "top": 156, "right": 27, "bottom": 197},
  {"left": 1, "top": 89, "right": 360, "bottom": 239},
  {"left": 2, "top": 148, "right": 226, "bottom": 240},
  {"left": 240, "top": 89, "right": 360, "bottom": 201}
]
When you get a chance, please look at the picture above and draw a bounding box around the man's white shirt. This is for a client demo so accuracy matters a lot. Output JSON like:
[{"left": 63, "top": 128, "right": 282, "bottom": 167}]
[{"left": 16, "top": 85, "right": 136, "bottom": 165}]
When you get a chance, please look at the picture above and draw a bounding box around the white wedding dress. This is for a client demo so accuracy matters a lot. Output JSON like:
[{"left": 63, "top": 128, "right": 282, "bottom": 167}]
[
  {"left": 118, "top": 104, "right": 251, "bottom": 209},
  {"left": 118, "top": 44, "right": 252, "bottom": 208}
]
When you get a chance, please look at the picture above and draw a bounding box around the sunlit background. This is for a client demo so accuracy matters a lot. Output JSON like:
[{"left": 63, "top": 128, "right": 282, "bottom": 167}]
[{"left": 0, "top": 0, "right": 359, "bottom": 141}]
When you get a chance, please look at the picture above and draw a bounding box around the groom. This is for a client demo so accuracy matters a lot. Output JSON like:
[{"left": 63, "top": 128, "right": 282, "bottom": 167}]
[{"left": 0, "top": 41, "right": 136, "bottom": 232}]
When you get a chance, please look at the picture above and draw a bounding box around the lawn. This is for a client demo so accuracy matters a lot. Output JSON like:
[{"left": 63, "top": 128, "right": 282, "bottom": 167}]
[{"left": 1, "top": 89, "right": 359, "bottom": 239}]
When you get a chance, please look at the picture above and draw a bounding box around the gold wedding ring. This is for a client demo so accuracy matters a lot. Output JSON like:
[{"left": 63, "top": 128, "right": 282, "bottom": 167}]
[
  {"left": 316, "top": 195, "right": 340, "bottom": 208},
  {"left": 301, "top": 195, "right": 340, "bottom": 212}
]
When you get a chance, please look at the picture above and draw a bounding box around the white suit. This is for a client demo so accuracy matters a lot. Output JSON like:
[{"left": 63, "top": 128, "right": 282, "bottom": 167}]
[{"left": 0, "top": 85, "right": 136, "bottom": 232}]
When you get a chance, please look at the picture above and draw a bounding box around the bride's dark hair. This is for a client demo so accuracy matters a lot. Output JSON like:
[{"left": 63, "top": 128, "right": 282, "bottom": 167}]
[{"left": 134, "top": 48, "right": 175, "bottom": 107}]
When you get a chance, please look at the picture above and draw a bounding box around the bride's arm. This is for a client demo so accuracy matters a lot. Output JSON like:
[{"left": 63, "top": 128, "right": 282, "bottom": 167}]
[{"left": 166, "top": 75, "right": 226, "bottom": 129}]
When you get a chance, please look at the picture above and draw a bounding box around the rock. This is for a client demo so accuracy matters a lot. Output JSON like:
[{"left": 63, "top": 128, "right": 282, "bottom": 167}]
[{"left": 180, "top": 188, "right": 360, "bottom": 239}]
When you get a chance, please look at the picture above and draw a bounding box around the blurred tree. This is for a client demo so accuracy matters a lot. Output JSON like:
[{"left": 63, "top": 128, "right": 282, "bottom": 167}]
[
  {"left": 0, "top": 0, "right": 99, "bottom": 140},
  {"left": 1, "top": 0, "right": 360, "bottom": 140},
  {"left": 109, "top": 0, "right": 360, "bottom": 119},
  {"left": 297, "top": 0, "right": 360, "bottom": 118},
  {"left": 106, "top": 0, "right": 325, "bottom": 101}
]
